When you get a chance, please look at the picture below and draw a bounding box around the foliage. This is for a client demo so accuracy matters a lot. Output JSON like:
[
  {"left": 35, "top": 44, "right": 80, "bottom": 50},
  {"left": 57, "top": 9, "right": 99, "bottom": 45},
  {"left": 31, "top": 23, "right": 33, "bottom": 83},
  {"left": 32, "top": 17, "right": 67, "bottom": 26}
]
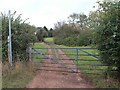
[
  {"left": 53, "top": 0, "right": 120, "bottom": 78},
  {"left": 54, "top": 23, "right": 79, "bottom": 46},
  {"left": 1, "top": 12, "right": 36, "bottom": 63},
  {"left": 54, "top": 13, "right": 94, "bottom": 46},
  {"left": 36, "top": 27, "right": 45, "bottom": 42},
  {"left": 2, "top": 61, "right": 34, "bottom": 88},
  {"left": 96, "top": 1, "right": 120, "bottom": 73},
  {"left": 77, "top": 29, "right": 93, "bottom": 46},
  {"left": 48, "top": 28, "right": 54, "bottom": 37},
  {"left": 36, "top": 27, "right": 54, "bottom": 42}
]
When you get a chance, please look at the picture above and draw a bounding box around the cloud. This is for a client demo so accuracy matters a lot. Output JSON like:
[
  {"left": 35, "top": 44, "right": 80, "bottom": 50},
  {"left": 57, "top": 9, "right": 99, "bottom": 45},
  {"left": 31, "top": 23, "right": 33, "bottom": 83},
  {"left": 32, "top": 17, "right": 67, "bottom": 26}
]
[
  {"left": 29, "top": 7, "right": 70, "bottom": 28},
  {"left": 0, "top": 0, "right": 98, "bottom": 28}
]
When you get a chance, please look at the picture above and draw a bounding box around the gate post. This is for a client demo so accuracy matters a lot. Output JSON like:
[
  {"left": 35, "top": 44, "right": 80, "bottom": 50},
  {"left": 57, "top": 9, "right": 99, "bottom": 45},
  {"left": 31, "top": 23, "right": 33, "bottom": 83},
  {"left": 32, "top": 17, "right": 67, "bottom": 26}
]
[
  {"left": 29, "top": 47, "right": 32, "bottom": 61},
  {"left": 76, "top": 48, "right": 79, "bottom": 73}
]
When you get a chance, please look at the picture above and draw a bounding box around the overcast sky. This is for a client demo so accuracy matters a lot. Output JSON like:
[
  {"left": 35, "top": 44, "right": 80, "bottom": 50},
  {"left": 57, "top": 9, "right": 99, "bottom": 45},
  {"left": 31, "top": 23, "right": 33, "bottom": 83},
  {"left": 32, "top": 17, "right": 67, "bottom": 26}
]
[{"left": 0, "top": 0, "right": 98, "bottom": 29}]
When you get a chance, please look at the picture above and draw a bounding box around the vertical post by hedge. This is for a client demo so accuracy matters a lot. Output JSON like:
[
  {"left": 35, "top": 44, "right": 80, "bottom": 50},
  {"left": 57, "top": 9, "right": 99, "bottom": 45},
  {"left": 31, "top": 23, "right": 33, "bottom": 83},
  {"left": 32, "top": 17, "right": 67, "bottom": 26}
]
[
  {"left": 29, "top": 47, "right": 32, "bottom": 61},
  {"left": 76, "top": 48, "right": 78, "bottom": 72},
  {"left": 8, "top": 10, "right": 12, "bottom": 66}
]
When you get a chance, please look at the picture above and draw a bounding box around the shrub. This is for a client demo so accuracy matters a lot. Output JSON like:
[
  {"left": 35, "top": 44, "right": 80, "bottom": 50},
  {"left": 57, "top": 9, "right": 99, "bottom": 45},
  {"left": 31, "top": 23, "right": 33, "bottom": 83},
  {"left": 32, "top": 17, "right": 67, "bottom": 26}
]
[
  {"left": 1, "top": 12, "right": 36, "bottom": 63},
  {"left": 96, "top": 1, "right": 120, "bottom": 74}
]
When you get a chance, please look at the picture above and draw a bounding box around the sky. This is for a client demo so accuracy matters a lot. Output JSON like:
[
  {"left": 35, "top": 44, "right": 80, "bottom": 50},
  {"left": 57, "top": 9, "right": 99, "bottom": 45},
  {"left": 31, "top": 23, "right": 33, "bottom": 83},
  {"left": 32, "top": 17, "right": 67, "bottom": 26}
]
[{"left": 0, "top": 0, "right": 98, "bottom": 29}]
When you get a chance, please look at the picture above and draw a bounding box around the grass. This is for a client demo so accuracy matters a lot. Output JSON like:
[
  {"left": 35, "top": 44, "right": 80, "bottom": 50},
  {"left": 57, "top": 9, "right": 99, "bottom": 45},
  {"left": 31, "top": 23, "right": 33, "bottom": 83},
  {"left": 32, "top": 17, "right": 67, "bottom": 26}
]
[
  {"left": 2, "top": 61, "right": 34, "bottom": 88},
  {"left": 33, "top": 42, "right": 47, "bottom": 48},
  {"left": 32, "top": 42, "right": 120, "bottom": 88},
  {"left": 57, "top": 45, "right": 120, "bottom": 88},
  {"left": 2, "top": 42, "right": 49, "bottom": 88},
  {"left": 44, "top": 37, "right": 53, "bottom": 43},
  {"left": 4, "top": 41, "right": 118, "bottom": 88},
  {"left": 32, "top": 43, "right": 48, "bottom": 63}
]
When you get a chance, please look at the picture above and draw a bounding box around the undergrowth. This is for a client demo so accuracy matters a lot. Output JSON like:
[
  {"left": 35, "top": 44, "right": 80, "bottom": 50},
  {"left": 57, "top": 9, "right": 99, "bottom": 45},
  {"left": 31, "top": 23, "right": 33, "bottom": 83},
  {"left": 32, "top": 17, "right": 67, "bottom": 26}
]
[{"left": 2, "top": 61, "right": 34, "bottom": 88}]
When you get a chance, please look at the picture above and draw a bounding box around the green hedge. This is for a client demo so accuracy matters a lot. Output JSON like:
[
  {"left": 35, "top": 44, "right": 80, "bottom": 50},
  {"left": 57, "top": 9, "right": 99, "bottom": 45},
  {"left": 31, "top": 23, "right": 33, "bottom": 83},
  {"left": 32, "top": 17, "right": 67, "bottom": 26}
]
[
  {"left": 1, "top": 12, "right": 36, "bottom": 63},
  {"left": 96, "top": 1, "right": 120, "bottom": 74}
]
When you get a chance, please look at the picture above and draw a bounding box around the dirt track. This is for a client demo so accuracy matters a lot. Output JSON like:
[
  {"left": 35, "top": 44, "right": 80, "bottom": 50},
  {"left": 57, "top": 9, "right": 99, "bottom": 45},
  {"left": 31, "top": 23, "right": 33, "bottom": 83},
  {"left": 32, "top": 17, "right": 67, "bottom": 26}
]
[{"left": 26, "top": 48, "right": 93, "bottom": 88}]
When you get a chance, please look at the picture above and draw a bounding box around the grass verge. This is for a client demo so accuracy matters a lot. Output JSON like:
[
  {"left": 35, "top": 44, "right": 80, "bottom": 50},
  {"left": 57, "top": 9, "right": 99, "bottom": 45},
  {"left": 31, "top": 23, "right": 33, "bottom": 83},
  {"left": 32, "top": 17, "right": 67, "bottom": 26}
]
[
  {"left": 2, "top": 42, "right": 50, "bottom": 88},
  {"left": 2, "top": 61, "right": 34, "bottom": 88}
]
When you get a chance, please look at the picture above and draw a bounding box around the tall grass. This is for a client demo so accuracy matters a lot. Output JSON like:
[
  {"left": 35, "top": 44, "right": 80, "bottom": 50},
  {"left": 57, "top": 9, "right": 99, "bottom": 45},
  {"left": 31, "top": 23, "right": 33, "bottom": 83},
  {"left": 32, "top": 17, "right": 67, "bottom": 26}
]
[
  {"left": 2, "top": 43, "right": 48, "bottom": 88},
  {"left": 2, "top": 61, "right": 34, "bottom": 88}
]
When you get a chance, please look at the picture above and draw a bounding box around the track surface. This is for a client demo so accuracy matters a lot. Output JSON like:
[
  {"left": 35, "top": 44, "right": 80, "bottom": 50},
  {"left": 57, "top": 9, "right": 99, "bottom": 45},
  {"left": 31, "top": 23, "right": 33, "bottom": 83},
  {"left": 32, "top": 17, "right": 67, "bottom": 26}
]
[{"left": 26, "top": 44, "right": 93, "bottom": 88}]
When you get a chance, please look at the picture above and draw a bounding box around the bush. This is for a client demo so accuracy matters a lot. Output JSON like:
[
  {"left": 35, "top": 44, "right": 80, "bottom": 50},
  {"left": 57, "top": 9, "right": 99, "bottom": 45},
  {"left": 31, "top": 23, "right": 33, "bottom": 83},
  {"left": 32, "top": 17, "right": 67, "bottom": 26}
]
[
  {"left": 96, "top": 1, "right": 120, "bottom": 74},
  {"left": 77, "top": 30, "right": 93, "bottom": 46},
  {"left": 63, "top": 36, "right": 78, "bottom": 46},
  {"left": 1, "top": 12, "right": 36, "bottom": 63}
]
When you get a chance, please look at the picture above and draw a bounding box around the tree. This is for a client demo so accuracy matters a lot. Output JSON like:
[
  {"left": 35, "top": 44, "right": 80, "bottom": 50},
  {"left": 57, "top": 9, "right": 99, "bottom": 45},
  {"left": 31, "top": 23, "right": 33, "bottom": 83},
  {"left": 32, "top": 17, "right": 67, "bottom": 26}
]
[
  {"left": 54, "top": 22, "right": 79, "bottom": 46},
  {"left": 77, "top": 13, "right": 88, "bottom": 30},
  {"left": 43, "top": 26, "right": 49, "bottom": 37},
  {"left": 36, "top": 27, "right": 44, "bottom": 42},
  {"left": 54, "top": 12, "right": 95, "bottom": 46},
  {"left": 43, "top": 26, "right": 48, "bottom": 32},
  {"left": 96, "top": 0, "right": 120, "bottom": 74},
  {"left": 68, "top": 13, "right": 79, "bottom": 28},
  {"left": 87, "top": 11, "right": 100, "bottom": 45},
  {"left": 48, "top": 28, "right": 54, "bottom": 37}
]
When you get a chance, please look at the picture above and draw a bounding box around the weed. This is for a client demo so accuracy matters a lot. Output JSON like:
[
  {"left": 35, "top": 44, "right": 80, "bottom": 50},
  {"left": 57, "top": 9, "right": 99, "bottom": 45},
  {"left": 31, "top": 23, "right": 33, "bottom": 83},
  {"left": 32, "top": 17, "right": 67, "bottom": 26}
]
[{"left": 2, "top": 61, "right": 34, "bottom": 88}]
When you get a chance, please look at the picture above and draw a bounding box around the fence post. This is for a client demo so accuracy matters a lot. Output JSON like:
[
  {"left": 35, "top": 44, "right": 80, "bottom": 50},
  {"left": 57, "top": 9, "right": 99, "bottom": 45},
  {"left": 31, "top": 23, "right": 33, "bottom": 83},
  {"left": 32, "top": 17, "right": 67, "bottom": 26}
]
[
  {"left": 76, "top": 48, "right": 78, "bottom": 73},
  {"left": 8, "top": 10, "right": 12, "bottom": 66},
  {"left": 29, "top": 47, "right": 32, "bottom": 61}
]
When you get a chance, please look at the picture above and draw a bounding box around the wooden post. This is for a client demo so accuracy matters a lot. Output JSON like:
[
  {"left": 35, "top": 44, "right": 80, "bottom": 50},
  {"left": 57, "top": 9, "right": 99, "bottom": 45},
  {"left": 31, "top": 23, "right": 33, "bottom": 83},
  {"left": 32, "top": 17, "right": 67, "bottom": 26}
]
[{"left": 29, "top": 47, "right": 32, "bottom": 61}]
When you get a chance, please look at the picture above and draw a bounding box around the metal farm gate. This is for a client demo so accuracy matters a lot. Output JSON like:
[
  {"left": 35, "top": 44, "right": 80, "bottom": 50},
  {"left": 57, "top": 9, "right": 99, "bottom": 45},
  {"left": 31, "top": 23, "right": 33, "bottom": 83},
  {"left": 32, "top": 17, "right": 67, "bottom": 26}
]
[{"left": 30, "top": 47, "right": 115, "bottom": 74}]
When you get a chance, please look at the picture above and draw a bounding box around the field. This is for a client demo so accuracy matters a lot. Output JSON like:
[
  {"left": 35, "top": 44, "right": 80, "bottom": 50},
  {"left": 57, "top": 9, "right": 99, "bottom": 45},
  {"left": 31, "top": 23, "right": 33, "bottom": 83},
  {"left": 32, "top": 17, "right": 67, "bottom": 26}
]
[
  {"left": 44, "top": 37, "right": 54, "bottom": 43},
  {"left": 27, "top": 42, "right": 94, "bottom": 88},
  {"left": 32, "top": 43, "right": 48, "bottom": 63},
  {"left": 56, "top": 45, "right": 118, "bottom": 88},
  {"left": 33, "top": 38, "right": 120, "bottom": 88},
  {"left": 2, "top": 38, "right": 120, "bottom": 88}
]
